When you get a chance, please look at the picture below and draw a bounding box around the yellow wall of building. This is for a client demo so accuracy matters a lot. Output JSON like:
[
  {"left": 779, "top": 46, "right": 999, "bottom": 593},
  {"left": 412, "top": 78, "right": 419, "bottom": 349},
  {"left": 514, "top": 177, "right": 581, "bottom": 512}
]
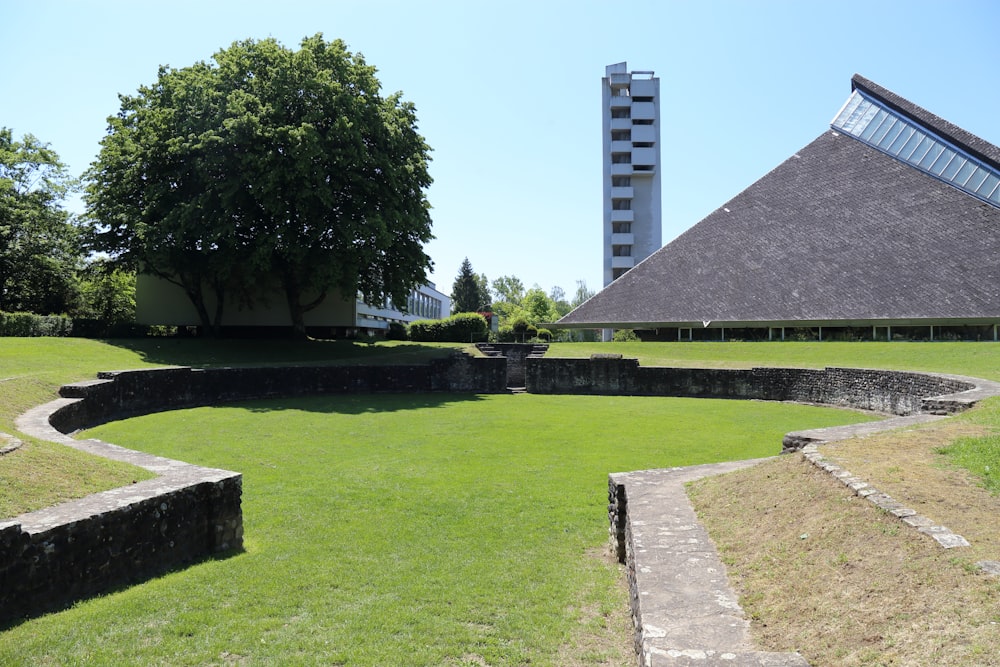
[{"left": 135, "top": 274, "right": 356, "bottom": 327}]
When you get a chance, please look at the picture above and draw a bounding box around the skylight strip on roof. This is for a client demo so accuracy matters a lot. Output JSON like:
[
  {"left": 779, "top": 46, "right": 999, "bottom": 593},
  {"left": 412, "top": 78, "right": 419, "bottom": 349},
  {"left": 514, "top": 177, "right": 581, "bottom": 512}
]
[{"left": 832, "top": 90, "right": 1000, "bottom": 209}]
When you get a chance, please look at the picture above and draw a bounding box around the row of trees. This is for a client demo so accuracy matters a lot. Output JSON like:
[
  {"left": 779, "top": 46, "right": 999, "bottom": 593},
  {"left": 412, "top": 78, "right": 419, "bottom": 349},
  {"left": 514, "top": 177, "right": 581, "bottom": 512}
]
[
  {"left": 0, "top": 128, "right": 135, "bottom": 324},
  {"left": 450, "top": 256, "right": 595, "bottom": 335}
]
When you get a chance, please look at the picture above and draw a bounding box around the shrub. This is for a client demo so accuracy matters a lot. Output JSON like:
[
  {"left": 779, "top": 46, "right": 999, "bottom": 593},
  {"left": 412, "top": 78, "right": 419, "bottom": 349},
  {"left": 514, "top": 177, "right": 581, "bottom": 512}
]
[
  {"left": 386, "top": 321, "right": 408, "bottom": 341},
  {"left": 510, "top": 317, "right": 532, "bottom": 335},
  {"left": 496, "top": 325, "right": 514, "bottom": 343},
  {"left": 447, "top": 313, "right": 489, "bottom": 342},
  {"left": 147, "top": 325, "right": 179, "bottom": 337},
  {"left": 498, "top": 317, "right": 538, "bottom": 343},
  {"left": 70, "top": 319, "right": 151, "bottom": 338},
  {"left": 612, "top": 328, "right": 640, "bottom": 342},
  {"left": 409, "top": 313, "right": 488, "bottom": 342},
  {"left": 0, "top": 311, "right": 73, "bottom": 337},
  {"left": 408, "top": 319, "right": 442, "bottom": 342}
]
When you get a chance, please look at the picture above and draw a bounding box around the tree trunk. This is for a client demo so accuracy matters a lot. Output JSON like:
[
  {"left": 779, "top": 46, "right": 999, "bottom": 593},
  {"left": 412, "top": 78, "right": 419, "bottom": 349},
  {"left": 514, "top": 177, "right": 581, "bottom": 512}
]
[
  {"left": 184, "top": 287, "right": 215, "bottom": 336},
  {"left": 210, "top": 282, "right": 226, "bottom": 338},
  {"left": 283, "top": 274, "right": 328, "bottom": 340},
  {"left": 171, "top": 273, "right": 217, "bottom": 337},
  {"left": 283, "top": 279, "right": 309, "bottom": 339}
]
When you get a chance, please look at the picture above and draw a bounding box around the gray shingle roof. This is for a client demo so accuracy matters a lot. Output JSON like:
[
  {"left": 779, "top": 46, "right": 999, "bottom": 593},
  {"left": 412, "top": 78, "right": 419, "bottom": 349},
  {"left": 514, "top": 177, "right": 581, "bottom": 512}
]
[{"left": 559, "top": 77, "right": 1000, "bottom": 329}]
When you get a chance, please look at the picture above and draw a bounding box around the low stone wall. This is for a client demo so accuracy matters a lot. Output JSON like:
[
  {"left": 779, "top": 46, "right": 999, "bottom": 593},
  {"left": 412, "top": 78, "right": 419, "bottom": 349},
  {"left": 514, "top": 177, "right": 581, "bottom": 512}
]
[
  {"left": 527, "top": 357, "right": 976, "bottom": 416},
  {"left": 6, "top": 396, "right": 245, "bottom": 626},
  {"left": 3, "top": 353, "right": 505, "bottom": 624},
  {"left": 0, "top": 471, "right": 242, "bottom": 624},
  {"left": 54, "top": 353, "right": 507, "bottom": 430}
]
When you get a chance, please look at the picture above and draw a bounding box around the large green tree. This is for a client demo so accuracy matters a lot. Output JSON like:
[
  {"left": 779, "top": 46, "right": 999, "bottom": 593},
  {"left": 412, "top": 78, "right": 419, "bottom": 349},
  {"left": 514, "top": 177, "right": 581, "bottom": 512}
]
[
  {"left": 0, "top": 128, "right": 81, "bottom": 315},
  {"left": 86, "top": 34, "right": 434, "bottom": 336},
  {"left": 523, "top": 286, "right": 559, "bottom": 323}
]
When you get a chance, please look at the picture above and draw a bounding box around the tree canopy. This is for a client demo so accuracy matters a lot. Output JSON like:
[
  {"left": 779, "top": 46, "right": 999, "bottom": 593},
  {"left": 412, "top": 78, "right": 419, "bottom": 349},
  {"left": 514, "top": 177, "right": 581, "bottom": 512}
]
[
  {"left": 571, "top": 280, "right": 595, "bottom": 309},
  {"left": 86, "top": 34, "right": 434, "bottom": 336},
  {"left": 0, "top": 128, "right": 81, "bottom": 315}
]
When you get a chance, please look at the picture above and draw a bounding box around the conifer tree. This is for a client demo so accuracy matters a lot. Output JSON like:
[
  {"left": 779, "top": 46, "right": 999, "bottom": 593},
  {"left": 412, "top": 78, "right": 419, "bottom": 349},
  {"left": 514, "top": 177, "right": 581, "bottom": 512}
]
[{"left": 451, "top": 257, "right": 486, "bottom": 313}]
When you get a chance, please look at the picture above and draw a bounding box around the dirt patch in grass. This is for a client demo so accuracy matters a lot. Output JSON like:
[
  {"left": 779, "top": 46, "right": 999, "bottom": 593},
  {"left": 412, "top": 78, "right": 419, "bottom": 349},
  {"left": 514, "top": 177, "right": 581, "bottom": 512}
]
[{"left": 688, "top": 418, "right": 1000, "bottom": 666}]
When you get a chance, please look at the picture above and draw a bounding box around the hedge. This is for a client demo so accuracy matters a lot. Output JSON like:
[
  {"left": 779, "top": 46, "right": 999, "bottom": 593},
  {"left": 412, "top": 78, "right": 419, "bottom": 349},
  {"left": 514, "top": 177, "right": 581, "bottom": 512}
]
[
  {"left": 409, "top": 313, "right": 488, "bottom": 342},
  {"left": 0, "top": 312, "right": 73, "bottom": 337},
  {"left": 0, "top": 312, "right": 155, "bottom": 338}
]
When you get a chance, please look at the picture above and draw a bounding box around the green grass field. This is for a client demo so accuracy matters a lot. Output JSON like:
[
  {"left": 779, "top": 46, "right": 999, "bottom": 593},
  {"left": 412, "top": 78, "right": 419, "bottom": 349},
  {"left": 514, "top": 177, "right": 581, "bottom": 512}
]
[
  {"left": 2, "top": 392, "right": 874, "bottom": 665},
  {"left": 0, "top": 338, "right": 459, "bottom": 517},
  {"left": 547, "top": 340, "right": 1000, "bottom": 379},
  {"left": 2, "top": 338, "right": 999, "bottom": 665}
]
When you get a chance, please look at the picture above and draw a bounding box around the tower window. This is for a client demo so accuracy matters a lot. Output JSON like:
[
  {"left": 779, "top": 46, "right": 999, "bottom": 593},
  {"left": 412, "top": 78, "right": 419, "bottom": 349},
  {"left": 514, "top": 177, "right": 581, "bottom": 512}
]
[{"left": 612, "top": 245, "right": 632, "bottom": 257}]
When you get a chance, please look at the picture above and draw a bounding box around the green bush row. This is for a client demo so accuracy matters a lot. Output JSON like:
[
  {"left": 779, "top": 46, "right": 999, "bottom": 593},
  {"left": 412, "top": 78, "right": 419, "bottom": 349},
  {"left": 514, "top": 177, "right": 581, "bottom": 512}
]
[
  {"left": 408, "top": 313, "right": 489, "bottom": 342},
  {"left": 494, "top": 316, "right": 552, "bottom": 343},
  {"left": 0, "top": 312, "right": 73, "bottom": 337},
  {"left": 0, "top": 312, "right": 160, "bottom": 338}
]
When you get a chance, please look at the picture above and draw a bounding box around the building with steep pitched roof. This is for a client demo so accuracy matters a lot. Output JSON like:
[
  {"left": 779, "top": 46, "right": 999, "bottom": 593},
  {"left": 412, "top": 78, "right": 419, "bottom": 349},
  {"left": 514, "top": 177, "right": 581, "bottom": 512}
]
[{"left": 559, "top": 75, "right": 1000, "bottom": 341}]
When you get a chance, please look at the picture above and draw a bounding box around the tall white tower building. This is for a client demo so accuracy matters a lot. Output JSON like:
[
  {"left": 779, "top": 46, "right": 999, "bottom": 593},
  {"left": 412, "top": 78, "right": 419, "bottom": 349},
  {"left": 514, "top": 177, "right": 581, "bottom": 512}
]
[{"left": 601, "top": 62, "right": 662, "bottom": 287}]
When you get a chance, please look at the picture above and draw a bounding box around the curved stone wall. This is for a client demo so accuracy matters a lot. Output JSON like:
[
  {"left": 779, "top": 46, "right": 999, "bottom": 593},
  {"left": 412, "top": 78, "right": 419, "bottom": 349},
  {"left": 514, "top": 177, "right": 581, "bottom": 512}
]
[
  {"left": 526, "top": 357, "right": 991, "bottom": 417},
  {"left": 2, "top": 355, "right": 506, "bottom": 624},
  {"left": 4, "top": 355, "right": 998, "bottom": 625}
]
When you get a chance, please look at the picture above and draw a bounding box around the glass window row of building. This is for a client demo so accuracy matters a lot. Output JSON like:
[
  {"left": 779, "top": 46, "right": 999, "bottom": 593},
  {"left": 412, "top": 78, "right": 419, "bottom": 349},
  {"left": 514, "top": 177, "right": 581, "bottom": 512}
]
[
  {"left": 406, "top": 290, "right": 443, "bottom": 320},
  {"left": 832, "top": 90, "right": 1000, "bottom": 207}
]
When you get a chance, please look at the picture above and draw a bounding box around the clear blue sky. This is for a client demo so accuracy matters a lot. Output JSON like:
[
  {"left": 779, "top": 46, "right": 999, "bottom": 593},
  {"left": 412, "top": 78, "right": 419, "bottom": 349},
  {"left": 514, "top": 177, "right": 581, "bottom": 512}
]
[{"left": 3, "top": 0, "right": 999, "bottom": 299}]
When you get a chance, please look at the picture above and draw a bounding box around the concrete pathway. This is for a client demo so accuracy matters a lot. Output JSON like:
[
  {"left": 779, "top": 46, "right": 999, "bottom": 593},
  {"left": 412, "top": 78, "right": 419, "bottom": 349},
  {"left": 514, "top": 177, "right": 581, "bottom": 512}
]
[{"left": 611, "top": 461, "right": 809, "bottom": 667}]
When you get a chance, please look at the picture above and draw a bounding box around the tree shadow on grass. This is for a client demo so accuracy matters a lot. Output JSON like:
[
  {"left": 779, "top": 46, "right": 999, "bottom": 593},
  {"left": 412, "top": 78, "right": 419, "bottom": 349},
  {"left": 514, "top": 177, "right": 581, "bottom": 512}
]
[
  {"left": 98, "top": 337, "right": 460, "bottom": 369},
  {"left": 209, "top": 391, "right": 491, "bottom": 416},
  {"left": 0, "top": 544, "right": 245, "bottom": 631}
]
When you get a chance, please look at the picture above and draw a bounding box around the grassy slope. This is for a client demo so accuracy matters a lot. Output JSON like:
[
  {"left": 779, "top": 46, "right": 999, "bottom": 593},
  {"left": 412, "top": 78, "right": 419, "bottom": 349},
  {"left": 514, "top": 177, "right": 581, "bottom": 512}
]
[
  {"left": 0, "top": 338, "right": 167, "bottom": 515},
  {"left": 688, "top": 444, "right": 1000, "bottom": 666}
]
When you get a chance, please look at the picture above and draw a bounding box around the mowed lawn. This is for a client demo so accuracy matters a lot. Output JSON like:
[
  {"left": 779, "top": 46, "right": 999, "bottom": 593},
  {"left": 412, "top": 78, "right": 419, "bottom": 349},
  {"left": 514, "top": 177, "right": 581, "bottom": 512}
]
[
  {"left": 2, "top": 391, "right": 874, "bottom": 666},
  {"left": 4, "top": 338, "right": 1000, "bottom": 665}
]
